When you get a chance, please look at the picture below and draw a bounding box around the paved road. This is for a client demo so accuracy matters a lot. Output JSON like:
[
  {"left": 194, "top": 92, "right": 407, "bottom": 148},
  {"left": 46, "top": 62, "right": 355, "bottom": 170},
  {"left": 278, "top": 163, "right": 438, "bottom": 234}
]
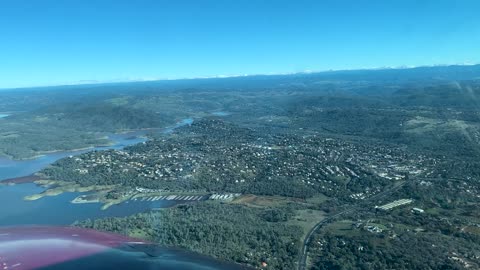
[{"left": 297, "top": 181, "right": 406, "bottom": 270}]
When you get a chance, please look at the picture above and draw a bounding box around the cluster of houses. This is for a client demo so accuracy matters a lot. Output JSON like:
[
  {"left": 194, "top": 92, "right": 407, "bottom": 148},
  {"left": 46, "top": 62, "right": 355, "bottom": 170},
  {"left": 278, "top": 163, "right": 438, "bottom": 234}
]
[{"left": 64, "top": 119, "right": 437, "bottom": 204}]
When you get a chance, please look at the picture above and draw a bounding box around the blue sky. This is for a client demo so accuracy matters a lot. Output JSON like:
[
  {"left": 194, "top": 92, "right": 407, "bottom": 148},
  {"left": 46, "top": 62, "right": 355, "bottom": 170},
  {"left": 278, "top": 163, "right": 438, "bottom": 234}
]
[{"left": 1, "top": 0, "right": 479, "bottom": 88}]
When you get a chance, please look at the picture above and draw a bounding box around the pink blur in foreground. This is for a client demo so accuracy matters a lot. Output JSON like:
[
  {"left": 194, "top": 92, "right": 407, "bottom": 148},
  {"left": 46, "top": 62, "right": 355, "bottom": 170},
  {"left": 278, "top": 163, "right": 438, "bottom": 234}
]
[{"left": 0, "top": 226, "right": 146, "bottom": 270}]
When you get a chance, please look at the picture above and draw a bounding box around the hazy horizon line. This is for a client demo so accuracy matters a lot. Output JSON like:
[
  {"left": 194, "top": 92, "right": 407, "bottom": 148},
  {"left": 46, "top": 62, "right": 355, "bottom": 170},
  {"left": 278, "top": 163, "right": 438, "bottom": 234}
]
[{"left": 1, "top": 62, "right": 478, "bottom": 91}]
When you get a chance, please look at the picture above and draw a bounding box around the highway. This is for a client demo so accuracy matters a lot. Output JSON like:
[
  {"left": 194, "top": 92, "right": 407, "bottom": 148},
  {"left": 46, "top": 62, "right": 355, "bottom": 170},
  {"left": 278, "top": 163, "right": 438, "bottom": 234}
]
[{"left": 297, "top": 181, "right": 406, "bottom": 270}]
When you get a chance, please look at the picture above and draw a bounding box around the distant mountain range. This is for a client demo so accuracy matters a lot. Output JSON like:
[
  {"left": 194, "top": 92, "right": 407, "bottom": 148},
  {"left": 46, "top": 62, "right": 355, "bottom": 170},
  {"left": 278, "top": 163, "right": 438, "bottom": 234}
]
[{"left": 2, "top": 64, "right": 480, "bottom": 92}]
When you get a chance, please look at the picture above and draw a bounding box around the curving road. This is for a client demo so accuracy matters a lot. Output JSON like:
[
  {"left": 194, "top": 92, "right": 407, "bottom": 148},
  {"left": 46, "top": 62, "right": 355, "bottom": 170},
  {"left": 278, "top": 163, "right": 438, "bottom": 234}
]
[{"left": 297, "top": 181, "right": 406, "bottom": 270}]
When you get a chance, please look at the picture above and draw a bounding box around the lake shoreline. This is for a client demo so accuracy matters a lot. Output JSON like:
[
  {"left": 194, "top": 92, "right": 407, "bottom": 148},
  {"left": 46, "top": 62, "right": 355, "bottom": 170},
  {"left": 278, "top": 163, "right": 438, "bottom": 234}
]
[
  {"left": 1, "top": 174, "right": 40, "bottom": 184},
  {"left": 0, "top": 118, "right": 195, "bottom": 161},
  {"left": 0, "top": 117, "right": 199, "bottom": 222}
]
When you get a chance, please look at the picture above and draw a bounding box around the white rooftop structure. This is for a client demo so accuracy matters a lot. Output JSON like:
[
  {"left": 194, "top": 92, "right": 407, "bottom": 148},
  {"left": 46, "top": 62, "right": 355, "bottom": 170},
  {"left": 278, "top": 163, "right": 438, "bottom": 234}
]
[{"left": 376, "top": 199, "right": 413, "bottom": 210}]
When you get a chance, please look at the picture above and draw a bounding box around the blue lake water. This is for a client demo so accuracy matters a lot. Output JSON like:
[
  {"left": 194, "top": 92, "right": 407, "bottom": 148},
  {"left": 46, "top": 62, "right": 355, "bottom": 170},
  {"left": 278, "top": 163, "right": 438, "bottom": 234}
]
[
  {"left": 163, "top": 118, "right": 194, "bottom": 133},
  {"left": 0, "top": 183, "right": 177, "bottom": 226},
  {"left": 0, "top": 117, "right": 252, "bottom": 269},
  {"left": 0, "top": 119, "right": 193, "bottom": 226},
  {"left": 0, "top": 114, "right": 9, "bottom": 118},
  {"left": 0, "top": 133, "right": 147, "bottom": 181}
]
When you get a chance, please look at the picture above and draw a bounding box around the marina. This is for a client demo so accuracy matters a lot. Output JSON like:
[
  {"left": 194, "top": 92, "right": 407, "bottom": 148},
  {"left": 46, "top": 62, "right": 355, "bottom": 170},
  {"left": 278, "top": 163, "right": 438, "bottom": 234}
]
[{"left": 0, "top": 118, "right": 194, "bottom": 226}]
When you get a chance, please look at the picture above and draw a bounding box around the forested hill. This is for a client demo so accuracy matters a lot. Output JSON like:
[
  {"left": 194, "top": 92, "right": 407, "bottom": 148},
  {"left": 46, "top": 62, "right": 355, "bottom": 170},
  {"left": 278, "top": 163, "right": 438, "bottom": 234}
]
[
  {"left": 4, "top": 64, "right": 479, "bottom": 269},
  {"left": 1, "top": 64, "right": 480, "bottom": 159}
]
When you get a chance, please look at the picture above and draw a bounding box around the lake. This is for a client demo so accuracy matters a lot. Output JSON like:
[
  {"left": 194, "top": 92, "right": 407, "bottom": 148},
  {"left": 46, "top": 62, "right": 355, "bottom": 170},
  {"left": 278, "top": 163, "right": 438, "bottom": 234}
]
[
  {"left": 0, "top": 132, "right": 148, "bottom": 181},
  {"left": 0, "top": 119, "right": 193, "bottom": 226},
  {"left": 0, "top": 183, "right": 177, "bottom": 226},
  {"left": 0, "top": 117, "right": 254, "bottom": 268}
]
